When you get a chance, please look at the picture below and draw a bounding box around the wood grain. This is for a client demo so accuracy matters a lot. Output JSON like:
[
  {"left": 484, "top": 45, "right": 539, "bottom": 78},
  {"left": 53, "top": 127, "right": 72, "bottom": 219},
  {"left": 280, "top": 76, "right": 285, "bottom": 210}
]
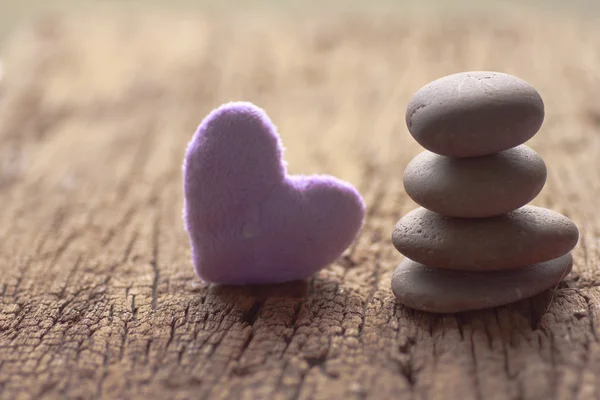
[{"left": 1, "top": 8, "right": 600, "bottom": 400}]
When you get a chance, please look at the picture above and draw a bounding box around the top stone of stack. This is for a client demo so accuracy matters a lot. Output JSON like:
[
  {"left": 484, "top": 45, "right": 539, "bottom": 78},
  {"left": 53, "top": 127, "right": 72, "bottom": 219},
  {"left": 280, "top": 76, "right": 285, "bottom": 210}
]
[{"left": 406, "top": 72, "right": 545, "bottom": 158}]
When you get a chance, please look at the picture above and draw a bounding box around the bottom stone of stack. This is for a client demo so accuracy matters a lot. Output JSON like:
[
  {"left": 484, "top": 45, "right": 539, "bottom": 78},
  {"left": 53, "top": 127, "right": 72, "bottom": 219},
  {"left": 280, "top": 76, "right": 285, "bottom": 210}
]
[{"left": 391, "top": 253, "right": 573, "bottom": 314}]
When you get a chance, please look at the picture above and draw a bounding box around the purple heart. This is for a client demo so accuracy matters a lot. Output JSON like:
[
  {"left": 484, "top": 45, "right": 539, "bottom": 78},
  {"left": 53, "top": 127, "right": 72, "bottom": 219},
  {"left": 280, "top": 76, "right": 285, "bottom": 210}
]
[{"left": 183, "top": 102, "right": 365, "bottom": 285}]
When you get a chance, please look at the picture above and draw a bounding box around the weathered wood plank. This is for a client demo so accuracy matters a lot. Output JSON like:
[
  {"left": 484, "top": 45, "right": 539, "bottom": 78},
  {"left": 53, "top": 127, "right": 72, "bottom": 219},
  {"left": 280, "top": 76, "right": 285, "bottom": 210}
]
[{"left": 0, "top": 8, "right": 600, "bottom": 400}]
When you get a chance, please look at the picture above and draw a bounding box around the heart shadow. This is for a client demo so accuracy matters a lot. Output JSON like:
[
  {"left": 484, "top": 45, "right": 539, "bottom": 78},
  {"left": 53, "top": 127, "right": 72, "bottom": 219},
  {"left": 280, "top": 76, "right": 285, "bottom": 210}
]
[{"left": 210, "top": 279, "right": 310, "bottom": 301}]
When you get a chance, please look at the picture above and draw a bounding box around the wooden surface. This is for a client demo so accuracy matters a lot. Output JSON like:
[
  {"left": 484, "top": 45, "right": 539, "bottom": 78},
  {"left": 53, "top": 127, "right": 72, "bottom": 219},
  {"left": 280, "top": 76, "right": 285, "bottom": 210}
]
[{"left": 1, "top": 8, "right": 600, "bottom": 400}]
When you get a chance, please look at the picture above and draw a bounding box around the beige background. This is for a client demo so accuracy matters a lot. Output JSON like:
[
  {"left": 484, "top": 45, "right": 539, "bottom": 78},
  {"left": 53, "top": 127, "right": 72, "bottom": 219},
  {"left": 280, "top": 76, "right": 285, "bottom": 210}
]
[{"left": 1, "top": 0, "right": 599, "bottom": 46}]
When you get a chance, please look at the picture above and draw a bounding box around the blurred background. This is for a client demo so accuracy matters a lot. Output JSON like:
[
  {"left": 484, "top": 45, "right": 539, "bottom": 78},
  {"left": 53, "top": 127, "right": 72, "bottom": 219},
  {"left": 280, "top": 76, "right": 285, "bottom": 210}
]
[
  {"left": 2, "top": 0, "right": 600, "bottom": 47},
  {"left": 1, "top": 0, "right": 599, "bottom": 187}
]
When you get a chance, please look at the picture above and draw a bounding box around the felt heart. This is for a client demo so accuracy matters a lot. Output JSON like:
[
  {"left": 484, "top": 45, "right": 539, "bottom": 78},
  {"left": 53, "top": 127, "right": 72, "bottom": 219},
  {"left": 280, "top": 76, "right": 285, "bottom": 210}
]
[{"left": 183, "top": 102, "right": 365, "bottom": 285}]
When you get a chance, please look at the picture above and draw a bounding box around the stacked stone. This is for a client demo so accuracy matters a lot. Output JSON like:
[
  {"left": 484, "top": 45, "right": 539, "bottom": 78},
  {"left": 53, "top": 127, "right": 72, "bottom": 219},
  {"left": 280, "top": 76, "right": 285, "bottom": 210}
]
[{"left": 391, "top": 71, "right": 579, "bottom": 314}]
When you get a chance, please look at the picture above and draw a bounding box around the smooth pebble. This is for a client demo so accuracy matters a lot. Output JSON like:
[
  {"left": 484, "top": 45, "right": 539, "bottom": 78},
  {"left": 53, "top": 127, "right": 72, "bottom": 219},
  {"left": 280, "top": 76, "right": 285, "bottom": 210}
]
[
  {"left": 403, "top": 145, "right": 547, "bottom": 218},
  {"left": 391, "top": 253, "right": 572, "bottom": 313},
  {"left": 406, "top": 71, "right": 544, "bottom": 157},
  {"left": 392, "top": 205, "right": 579, "bottom": 271}
]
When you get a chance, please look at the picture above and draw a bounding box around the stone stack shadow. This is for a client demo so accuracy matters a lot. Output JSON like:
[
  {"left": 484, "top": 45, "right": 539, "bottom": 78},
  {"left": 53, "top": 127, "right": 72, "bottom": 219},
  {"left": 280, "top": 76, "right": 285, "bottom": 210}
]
[{"left": 391, "top": 71, "right": 579, "bottom": 314}]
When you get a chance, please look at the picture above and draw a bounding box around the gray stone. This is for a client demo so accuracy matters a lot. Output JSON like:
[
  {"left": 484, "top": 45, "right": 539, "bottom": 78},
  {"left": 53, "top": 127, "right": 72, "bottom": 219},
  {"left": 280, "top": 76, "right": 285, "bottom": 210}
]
[
  {"left": 403, "top": 145, "right": 547, "bottom": 218},
  {"left": 392, "top": 206, "right": 579, "bottom": 271},
  {"left": 391, "top": 253, "right": 573, "bottom": 313},
  {"left": 406, "top": 71, "right": 544, "bottom": 157}
]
